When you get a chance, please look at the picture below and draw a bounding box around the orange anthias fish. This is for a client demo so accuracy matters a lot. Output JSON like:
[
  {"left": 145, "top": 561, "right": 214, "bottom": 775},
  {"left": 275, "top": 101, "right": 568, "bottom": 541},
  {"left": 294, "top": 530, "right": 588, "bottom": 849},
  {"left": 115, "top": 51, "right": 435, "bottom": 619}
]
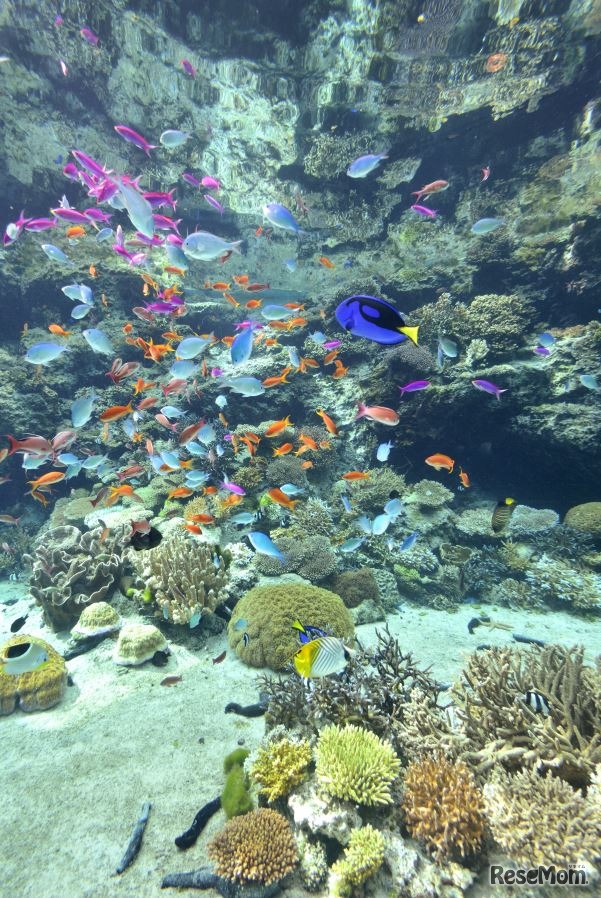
[
  {"left": 105, "top": 484, "right": 143, "bottom": 507},
  {"left": 300, "top": 460, "right": 314, "bottom": 469},
  {"left": 286, "top": 317, "right": 307, "bottom": 329},
  {"left": 283, "top": 303, "right": 304, "bottom": 310},
  {"left": 233, "top": 274, "right": 250, "bottom": 285},
  {"left": 425, "top": 453, "right": 455, "bottom": 473},
  {"left": 272, "top": 443, "right": 294, "bottom": 456},
  {"left": 298, "top": 357, "right": 319, "bottom": 373},
  {"left": 220, "top": 493, "right": 244, "bottom": 509},
  {"left": 316, "top": 408, "right": 339, "bottom": 436},
  {"left": 164, "top": 266, "right": 186, "bottom": 276},
  {"left": 133, "top": 377, "right": 157, "bottom": 394},
  {"left": 298, "top": 434, "right": 318, "bottom": 450},
  {"left": 168, "top": 487, "right": 194, "bottom": 499},
  {"left": 141, "top": 273, "right": 159, "bottom": 291},
  {"left": 162, "top": 331, "right": 183, "bottom": 342},
  {"left": 89, "top": 264, "right": 98, "bottom": 277},
  {"left": 318, "top": 255, "right": 335, "bottom": 268},
  {"left": 66, "top": 225, "right": 86, "bottom": 238},
  {"left": 458, "top": 467, "right": 471, "bottom": 488},
  {"left": 245, "top": 283, "right": 270, "bottom": 292},
  {"left": 136, "top": 396, "right": 159, "bottom": 410},
  {"left": 99, "top": 401, "right": 134, "bottom": 422},
  {"left": 262, "top": 367, "right": 292, "bottom": 388},
  {"left": 183, "top": 523, "right": 203, "bottom": 535},
  {"left": 48, "top": 324, "right": 72, "bottom": 336},
  {"left": 342, "top": 471, "right": 370, "bottom": 481},
  {"left": 122, "top": 323, "right": 133, "bottom": 334},
  {"left": 245, "top": 299, "right": 262, "bottom": 309},
  {"left": 267, "top": 488, "right": 298, "bottom": 511},
  {"left": 27, "top": 471, "right": 65, "bottom": 492},
  {"left": 265, "top": 416, "right": 293, "bottom": 437},
  {"left": 205, "top": 281, "right": 231, "bottom": 291},
  {"left": 332, "top": 360, "right": 348, "bottom": 378},
  {"left": 323, "top": 349, "right": 339, "bottom": 365},
  {"left": 188, "top": 513, "right": 215, "bottom": 525}
]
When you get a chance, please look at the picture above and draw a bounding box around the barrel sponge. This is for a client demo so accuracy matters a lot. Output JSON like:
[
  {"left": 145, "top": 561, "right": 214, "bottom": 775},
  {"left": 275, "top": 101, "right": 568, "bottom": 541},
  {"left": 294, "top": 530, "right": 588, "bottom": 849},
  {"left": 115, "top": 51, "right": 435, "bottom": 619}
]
[
  {"left": 402, "top": 754, "right": 485, "bottom": 861},
  {"left": 329, "top": 825, "right": 386, "bottom": 897},
  {"left": 228, "top": 583, "right": 354, "bottom": 671},
  {"left": 315, "top": 724, "right": 401, "bottom": 806},
  {"left": 0, "top": 635, "right": 67, "bottom": 715},
  {"left": 207, "top": 808, "right": 297, "bottom": 885},
  {"left": 113, "top": 622, "right": 167, "bottom": 666}
]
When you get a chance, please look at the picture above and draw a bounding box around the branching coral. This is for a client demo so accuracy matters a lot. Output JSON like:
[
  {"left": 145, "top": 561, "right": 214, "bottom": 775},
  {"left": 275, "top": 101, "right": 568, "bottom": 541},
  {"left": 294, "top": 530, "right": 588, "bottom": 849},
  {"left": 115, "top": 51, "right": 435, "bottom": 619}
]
[
  {"left": 463, "top": 293, "right": 536, "bottom": 357},
  {"left": 26, "top": 524, "right": 123, "bottom": 629},
  {"left": 207, "top": 808, "right": 297, "bottom": 886},
  {"left": 292, "top": 498, "right": 335, "bottom": 537},
  {"left": 402, "top": 754, "right": 484, "bottom": 861},
  {"left": 329, "top": 825, "right": 385, "bottom": 897},
  {"left": 484, "top": 768, "right": 601, "bottom": 870},
  {"left": 129, "top": 533, "right": 228, "bottom": 625},
  {"left": 315, "top": 724, "right": 401, "bottom": 806},
  {"left": 251, "top": 735, "right": 312, "bottom": 802}
]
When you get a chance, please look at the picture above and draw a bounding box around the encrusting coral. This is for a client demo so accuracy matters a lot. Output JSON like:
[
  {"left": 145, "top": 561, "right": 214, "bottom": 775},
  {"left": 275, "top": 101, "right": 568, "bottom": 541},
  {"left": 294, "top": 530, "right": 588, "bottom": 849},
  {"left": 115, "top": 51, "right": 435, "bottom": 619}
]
[
  {"left": 329, "top": 825, "right": 386, "bottom": 897},
  {"left": 315, "top": 724, "right": 401, "bottom": 806},
  {"left": 26, "top": 524, "right": 123, "bottom": 629},
  {"left": 207, "top": 808, "right": 297, "bottom": 886},
  {"left": 402, "top": 754, "right": 485, "bottom": 862},
  {"left": 229, "top": 583, "right": 354, "bottom": 671},
  {"left": 483, "top": 768, "right": 601, "bottom": 870},
  {"left": 129, "top": 533, "right": 229, "bottom": 625},
  {"left": 251, "top": 735, "right": 312, "bottom": 802},
  {"left": 0, "top": 635, "right": 67, "bottom": 715}
]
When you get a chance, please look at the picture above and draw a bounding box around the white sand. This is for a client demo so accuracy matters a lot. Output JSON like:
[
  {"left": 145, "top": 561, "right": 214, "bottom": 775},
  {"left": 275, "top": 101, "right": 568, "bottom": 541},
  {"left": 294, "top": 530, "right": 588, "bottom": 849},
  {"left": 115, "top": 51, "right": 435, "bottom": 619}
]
[{"left": 2, "top": 582, "right": 600, "bottom": 898}]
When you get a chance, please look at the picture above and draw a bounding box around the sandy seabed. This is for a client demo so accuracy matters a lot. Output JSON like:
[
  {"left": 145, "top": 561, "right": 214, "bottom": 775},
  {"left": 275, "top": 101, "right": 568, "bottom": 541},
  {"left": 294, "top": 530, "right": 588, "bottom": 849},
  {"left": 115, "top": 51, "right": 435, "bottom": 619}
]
[{"left": 2, "top": 578, "right": 601, "bottom": 898}]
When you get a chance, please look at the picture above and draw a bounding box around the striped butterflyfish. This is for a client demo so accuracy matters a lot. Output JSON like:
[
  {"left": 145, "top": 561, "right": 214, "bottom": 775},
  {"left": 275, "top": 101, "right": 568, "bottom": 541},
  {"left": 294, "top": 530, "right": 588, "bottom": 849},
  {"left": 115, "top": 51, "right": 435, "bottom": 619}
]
[
  {"left": 491, "top": 497, "right": 516, "bottom": 533},
  {"left": 293, "top": 636, "right": 351, "bottom": 679}
]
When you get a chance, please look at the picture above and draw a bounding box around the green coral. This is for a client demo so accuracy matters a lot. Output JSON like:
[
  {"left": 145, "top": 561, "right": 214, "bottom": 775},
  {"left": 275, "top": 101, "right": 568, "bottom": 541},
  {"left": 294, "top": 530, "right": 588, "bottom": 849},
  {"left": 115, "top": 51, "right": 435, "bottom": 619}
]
[
  {"left": 315, "top": 724, "right": 401, "bottom": 806},
  {"left": 329, "top": 825, "right": 385, "bottom": 897},
  {"left": 222, "top": 748, "right": 253, "bottom": 819},
  {"left": 228, "top": 584, "right": 354, "bottom": 671},
  {"left": 251, "top": 737, "right": 312, "bottom": 802}
]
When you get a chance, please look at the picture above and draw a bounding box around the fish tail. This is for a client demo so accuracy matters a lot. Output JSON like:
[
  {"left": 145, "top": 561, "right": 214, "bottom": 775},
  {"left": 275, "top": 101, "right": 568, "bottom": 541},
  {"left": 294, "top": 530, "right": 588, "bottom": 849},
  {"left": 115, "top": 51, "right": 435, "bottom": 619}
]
[
  {"left": 355, "top": 402, "right": 367, "bottom": 420},
  {"left": 398, "top": 325, "right": 419, "bottom": 345},
  {"left": 5, "top": 435, "right": 21, "bottom": 456}
]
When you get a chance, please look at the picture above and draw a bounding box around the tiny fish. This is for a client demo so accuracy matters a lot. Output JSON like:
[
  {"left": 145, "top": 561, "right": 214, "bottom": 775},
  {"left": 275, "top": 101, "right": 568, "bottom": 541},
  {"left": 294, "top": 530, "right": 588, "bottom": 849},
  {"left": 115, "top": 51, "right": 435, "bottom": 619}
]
[
  {"left": 399, "top": 531, "right": 419, "bottom": 551},
  {"left": 538, "top": 332, "right": 556, "bottom": 348},
  {"left": 398, "top": 380, "right": 430, "bottom": 396},
  {"left": 579, "top": 374, "right": 599, "bottom": 391},
  {"left": 161, "top": 675, "right": 182, "bottom": 686},
  {"left": 160, "top": 129, "right": 190, "bottom": 147},
  {"left": 520, "top": 690, "right": 550, "bottom": 716},
  {"left": 339, "top": 537, "right": 364, "bottom": 553},
  {"left": 472, "top": 379, "right": 507, "bottom": 399},
  {"left": 438, "top": 335, "right": 458, "bottom": 358},
  {"left": 376, "top": 441, "right": 393, "bottom": 462},
  {"left": 233, "top": 619, "right": 248, "bottom": 631},
  {"left": 10, "top": 614, "right": 28, "bottom": 633},
  {"left": 212, "top": 650, "right": 227, "bottom": 664}
]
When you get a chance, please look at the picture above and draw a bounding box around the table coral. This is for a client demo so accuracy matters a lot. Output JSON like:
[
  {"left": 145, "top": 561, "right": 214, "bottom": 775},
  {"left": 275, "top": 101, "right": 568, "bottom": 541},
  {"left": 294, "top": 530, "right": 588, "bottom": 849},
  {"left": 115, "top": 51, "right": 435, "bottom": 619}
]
[
  {"left": 405, "top": 479, "right": 454, "bottom": 508},
  {"left": 0, "top": 635, "right": 67, "bottom": 715},
  {"left": 207, "top": 808, "right": 297, "bottom": 886},
  {"left": 129, "top": 533, "right": 229, "bottom": 625},
  {"left": 315, "top": 723, "right": 401, "bottom": 806},
  {"left": 329, "top": 825, "right": 385, "bottom": 897},
  {"left": 228, "top": 583, "right": 354, "bottom": 671},
  {"left": 26, "top": 524, "right": 123, "bottom": 629},
  {"left": 251, "top": 735, "right": 312, "bottom": 802},
  {"left": 402, "top": 754, "right": 484, "bottom": 862}
]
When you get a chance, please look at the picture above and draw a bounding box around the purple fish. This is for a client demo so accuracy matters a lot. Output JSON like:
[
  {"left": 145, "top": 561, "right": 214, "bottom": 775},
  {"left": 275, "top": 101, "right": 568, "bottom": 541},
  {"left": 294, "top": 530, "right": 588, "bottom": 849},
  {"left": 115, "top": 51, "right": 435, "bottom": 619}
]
[
  {"left": 145, "top": 300, "right": 182, "bottom": 313},
  {"left": 472, "top": 379, "right": 507, "bottom": 399},
  {"left": 114, "top": 125, "right": 157, "bottom": 156},
  {"left": 63, "top": 162, "right": 80, "bottom": 181},
  {"left": 410, "top": 204, "right": 437, "bottom": 218},
  {"left": 534, "top": 346, "right": 551, "bottom": 356},
  {"left": 80, "top": 27, "right": 99, "bottom": 46},
  {"left": 152, "top": 213, "right": 181, "bottom": 233},
  {"left": 143, "top": 190, "right": 177, "bottom": 210},
  {"left": 83, "top": 208, "right": 112, "bottom": 223},
  {"left": 323, "top": 340, "right": 342, "bottom": 349},
  {"left": 211, "top": 367, "right": 224, "bottom": 377},
  {"left": 113, "top": 244, "right": 134, "bottom": 262},
  {"left": 220, "top": 480, "right": 246, "bottom": 496},
  {"left": 201, "top": 176, "right": 221, "bottom": 190},
  {"left": 24, "top": 218, "right": 58, "bottom": 231},
  {"left": 204, "top": 194, "right": 224, "bottom": 214},
  {"left": 166, "top": 233, "right": 184, "bottom": 246},
  {"left": 51, "top": 207, "right": 89, "bottom": 224},
  {"left": 71, "top": 150, "right": 112, "bottom": 179},
  {"left": 3, "top": 209, "right": 30, "bottom": 245},
  {"left": 131, "top": 232, "right": 165, "bottom": 247},
  {"left": 182, "top": 172, "right": 202, "bottom": 188},
  {"left": 181, "top": 59, "right": 196, "bottom": 77},
  {"left": 398, "top": 380, "right": 431, "bottom": 395},
  {"left": 128, "top": 252, "right": 148, "bottom": 267},
  {"left": 91, "top": 179, "right": 119, "bottom": 203}
]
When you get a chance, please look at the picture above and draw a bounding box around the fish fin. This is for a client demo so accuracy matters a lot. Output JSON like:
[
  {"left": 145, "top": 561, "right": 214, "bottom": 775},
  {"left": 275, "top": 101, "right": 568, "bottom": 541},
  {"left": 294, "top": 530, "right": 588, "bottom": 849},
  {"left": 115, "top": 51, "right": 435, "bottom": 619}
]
[
  {"left": 355, "top": 402, "right": 367, "bottom": 420},
  {"left": 397, "top": 325, "right": 419, "bottom": 345}
]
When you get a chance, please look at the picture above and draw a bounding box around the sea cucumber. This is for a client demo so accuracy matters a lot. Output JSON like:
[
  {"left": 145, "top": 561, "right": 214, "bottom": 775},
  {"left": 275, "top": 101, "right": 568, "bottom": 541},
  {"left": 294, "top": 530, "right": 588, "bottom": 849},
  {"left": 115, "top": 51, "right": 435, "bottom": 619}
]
[
  {"left": 116, "top": 801, "right": 151, "bottom": 874},
  {"left": 224, "top": 699, "right": 267, "bottom": 718},
  {"left": 175, "top": 796, "right": 221, "bottom": 849},
  {"left": 512, "top": 632, "right": 546, "bottom": 647}
]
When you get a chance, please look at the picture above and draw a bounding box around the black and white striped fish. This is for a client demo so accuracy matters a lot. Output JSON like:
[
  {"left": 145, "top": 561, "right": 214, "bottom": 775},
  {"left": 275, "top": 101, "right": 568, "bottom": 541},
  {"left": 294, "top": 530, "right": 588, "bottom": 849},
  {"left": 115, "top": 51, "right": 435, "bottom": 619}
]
[{"left": 521, "top": 690, "right": 550, "bottom": 716}]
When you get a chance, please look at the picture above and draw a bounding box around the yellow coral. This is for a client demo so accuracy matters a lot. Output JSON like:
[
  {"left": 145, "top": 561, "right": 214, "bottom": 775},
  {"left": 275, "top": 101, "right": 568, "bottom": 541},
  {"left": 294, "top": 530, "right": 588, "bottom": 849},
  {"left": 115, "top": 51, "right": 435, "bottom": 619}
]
[
  {"left": 251, "top": 737, "right": 312, "bottom": 802},
  {"left": 0, "top": 635, "right": 67, "bottom": 715},
  {"left": 402, "top": 754, "right": 484, "bottom": 861},
  {"left": 207, "top": 808, "right": 297, "bottom": 885},
  {"left": 330, "top": 825, "right": 385, "bottom": 897},
  {"left": 316, "top": 724, "right": 400, "bottom": 806}
]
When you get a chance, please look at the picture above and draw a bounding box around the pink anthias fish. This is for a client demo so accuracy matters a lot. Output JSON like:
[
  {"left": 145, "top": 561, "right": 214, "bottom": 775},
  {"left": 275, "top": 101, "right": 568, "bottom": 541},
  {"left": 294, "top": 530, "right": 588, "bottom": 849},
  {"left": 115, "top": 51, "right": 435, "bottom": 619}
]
[
  {"left": 410, "top": 204, "right": 437, "bottom": 219},
  {"left": 3, "top": 210, "right": 31, "bottom": 245},
  {"left": 59, "top": 59, "right": 68, "bottom": 77},
  {"left": 154, "top": 414, "right": 178, "bottom": 433},
  {"left": 220, "top": 480, "right": 246, "bottom": 496},
  {"left": 51, "top": 206, "right": 89, "bottom": 224},
  {"left": 114, "top": 125, "right": 157, "bottom": 156},
  {"left": 182, "top": 172, "right": 202, "bottom": 189},
  {"left": 63, "top": 163, "right": 80, "bottom": 181},
  {"left": 472, "top": 379, "right": 507, "bottom": 399},
  {"left": 210, "top": 367, "right": 224, "bottom": 377},
  {"left": 80, "top": 27, "right": 100, "bottom": 46},
  {"left": 398, "top": 380, "right": 431, "bottom": 396},
  {"left": 323, "top": 340, "right": 342, "bottom": 349},
  {"left": 201, "top": 176, "right": 221, "bottom": 191},
  {"left": 204, "top": 194, "right": 224, "bottom": 214},
  {"left": 71, "top": 149, "right": 113, "bottom": 179},
  {"left": 24, "top": 218, "right": 58, "bottom": 232},
  {"left": 481, "top": 165, "right": 491, "bottom": 182},
  {"left": 143, "top": 189, "right": 177, "bottom": 210},
  {"left": 52, "top": 430, "right": 77, "bottom": 453},
  {"left": 181, "top": 59, "right": 197, "bottom": 77},
  {"left": 152, "top": 213, "right": 181, "bottom": 233}
]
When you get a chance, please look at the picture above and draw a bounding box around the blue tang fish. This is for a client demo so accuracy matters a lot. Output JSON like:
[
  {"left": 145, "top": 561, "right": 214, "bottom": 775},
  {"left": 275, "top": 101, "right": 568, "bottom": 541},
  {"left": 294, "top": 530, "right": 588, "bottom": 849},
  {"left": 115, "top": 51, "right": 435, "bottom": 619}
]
[{"left": 335, "top": 295, "right": 419, "bottom": 346}]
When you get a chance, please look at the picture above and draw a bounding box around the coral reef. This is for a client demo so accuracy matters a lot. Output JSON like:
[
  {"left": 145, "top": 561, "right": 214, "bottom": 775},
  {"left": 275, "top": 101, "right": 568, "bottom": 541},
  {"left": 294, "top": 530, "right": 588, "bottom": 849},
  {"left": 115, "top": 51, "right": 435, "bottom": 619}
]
[
  {"left": 329, "top": 825, "right": 386, "bottom": 898},
  {"left": 129, "top": 533, "right": 229, "bottom": 625},
  {"left": 228, "top": 584, "right": 354, "bottom": 671},
  {"left": 402, "top": 755, "right": 484, "bottom": 862},
  {"left": 331, "top": 467, "right": 406, "bottom": 513},
  {"left": 253, "top": 530, "right": 338, "bottom": 583},
  {"left": 405, "top": 480, "right": 454, "bottom": 508},
  {"left": 207, "top": 809, "right": 297, "bottom": 886},
  {"left": 564, "top": 501, "right": 601, "bottom": 539},
  {"left": 71, "top": 601, "right": 121, "bottom": 640},
  {"left": 113, "top": 623, "right": 168, "bottom": 666},
  {"left": 25, "top": 525, "right": 123, "bottom": 630},
  {"left": 462, "top": 293, "right": 536, "bottom": 357},
  {"left": 251, "top": 734, "right": 312, "bottom": 803},
  {"left": 331, "top": 567, "right": 380, "bottom": 609},
  {"left": 0, "top": 635, "right": 67, "bottom": 715},
  {"left": 295, "top": 832, "right": 328, "bottom": 892},
  {"left": 315, "top": 724, "right": 401, "bottom": 806}
]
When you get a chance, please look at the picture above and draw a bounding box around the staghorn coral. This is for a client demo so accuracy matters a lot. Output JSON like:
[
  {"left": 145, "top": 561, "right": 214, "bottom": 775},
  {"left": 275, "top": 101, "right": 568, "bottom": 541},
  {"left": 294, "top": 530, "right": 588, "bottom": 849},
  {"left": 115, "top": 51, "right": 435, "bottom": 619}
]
[
  {"left": 405, "top": 479, "right": 454, "bottom": 508},
  {"left": 497, "top": 539, "right": 534, "bottom": 573},
  {"left": 484, "top": 768, "right": 601, "bottom": 870},
  {"left": 229, "top": 583, "right": 354, "bottom": 671},
  {"left": 130, "top": 533, "right": 228, "bottom": 625},
  {"left": 26, "top": 524, "right": 123, "bottom": 630},
  {"left": 453, "top": 645, "right": 601, "bottom": 785},
  {"left": 253, "top": 530, "right": 338, "bottom": 582},
  {"left": 0, "top": 635, "right": 67, "bottom": 715},
  {"left": 265, "top": 456, "right": 308, "bottom": 489},
  {"left": 315, "top": 724, "right": 401, "bottom": 806},
  {"left": 331, "top": 567, "right": 380, "bottom": 609},
  {"left": 329, "top": 825, "right": 385, "bottom": 898},
  {"left": 564, "top": 501, "right": 601, "bottom": 539},
  {"left": 402, "top": 754, "right": 484, "bottom": 862},
  {"left": 291, "top": 498, "right": 335, "bottom": 537},
  {"left": 464, "top": 338, "right": 489, "bottom": 367},
  {"left": 207, "top": 808, "right": 297, "bottom": 886},
  {"left": 251, "top": 735, "right": 312, "bottom": 802}
]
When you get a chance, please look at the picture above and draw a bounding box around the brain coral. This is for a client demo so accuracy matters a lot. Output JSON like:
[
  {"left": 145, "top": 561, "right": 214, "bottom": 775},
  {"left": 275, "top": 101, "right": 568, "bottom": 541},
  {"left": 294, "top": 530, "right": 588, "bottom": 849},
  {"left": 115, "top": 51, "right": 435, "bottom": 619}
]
[
  {"left": 207, "top": 808, "right": 297, "bottom": 885},
  {"left": 564, "top": 502, "right": 601, "bottom": 538},
  {"left": 228, "top": 583, "right": 354, "bottom": 671},
  {"left": 0, "top": 635, "right": 67, "bottom": 715},
  {"left": 315, "top": 723, "right": 401, "bottom": 806}
]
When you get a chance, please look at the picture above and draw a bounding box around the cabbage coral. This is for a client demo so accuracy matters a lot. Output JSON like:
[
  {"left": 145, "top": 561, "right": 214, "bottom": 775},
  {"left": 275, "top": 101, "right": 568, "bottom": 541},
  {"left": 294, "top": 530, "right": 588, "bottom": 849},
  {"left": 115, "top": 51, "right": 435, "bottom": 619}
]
[
  {"left": 207, "top": 808, "right": 297, "bottom": 886},
  {"left": 402, "top": 754, "right": 484, "bottom": 861},
  {"left": 315, "top": 723, "right": 401, "bottom": 806},
  {"left": 329, "top": 825, "right": 385, "bottom": 897}
]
